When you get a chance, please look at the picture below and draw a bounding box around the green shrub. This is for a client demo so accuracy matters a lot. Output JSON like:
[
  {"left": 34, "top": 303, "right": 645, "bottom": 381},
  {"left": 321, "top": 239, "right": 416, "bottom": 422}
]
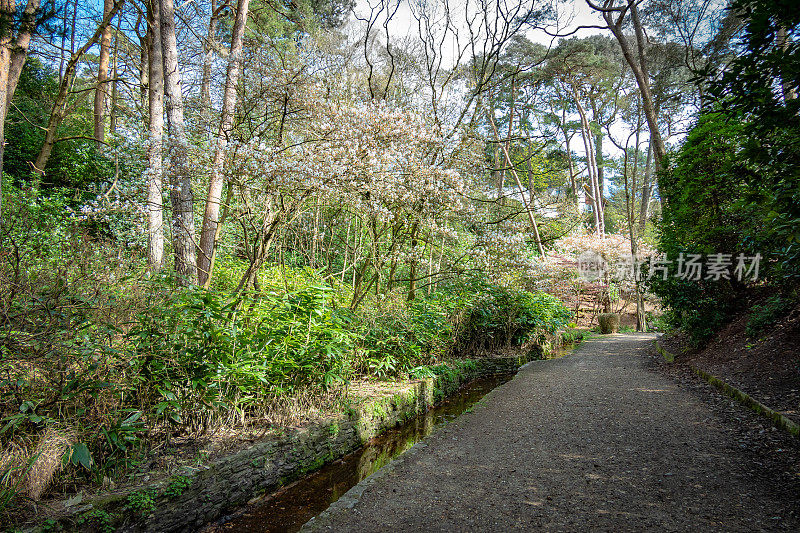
[
  {"left": 647, "top": 113, "right": 760, "bottom": 343},
  {"left": 127, "top": 284, "right": 356, "bottom": 427},
  {"left": 597, "top": 313, "right": 620, "bottom": 334},
  {"left": 746, "top": 295, "right": 795, "bottom": 337},
  {"left": 560, "top": 328, "right": 586, "bottom": 344},
  {"left": 452, "top": 282, "right": 571, "bottom": 355}
]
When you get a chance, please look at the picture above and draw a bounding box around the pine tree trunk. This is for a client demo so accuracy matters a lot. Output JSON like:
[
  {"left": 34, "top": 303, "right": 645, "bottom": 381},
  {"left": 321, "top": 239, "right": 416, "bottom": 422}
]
[
  {"left": 197, "top": 0, "right": 250, "bottom": 287},
  {"left": 557, "top": 107, "right": 581, "bottom": 217},
  {"left": 637, "top": 142, "right": 653, "bottom": 237},
  {"left": 573, "top": 87, "right": 603, "bottom": 234},
  {"left": 160, "top": 0, "right": 198, "bottom": 285},
  {"left": 32, "top": 2, "right": 121, "bottom": 183},
  {"left": 147, "top": 0, "right": 165, "bottom": 271},
  {"left": 93, "top": 0, "right": 113, "bottom": 144},
  {"left": 4, "top": 0, "right": 40, "bottom": 117},
  {"left": 139, "top": 22, "right": 148, "bottom": 108},
  {"left": 1, "top": 0, "right": 41, "bottom": 222},
  {"left": 595, "top": 131, "right": 604, "bottom": 202},
  {"left": 0, "top": 44, "right": 9, "bottom": 225},
  {"left": 110, "top": 16, "right": 120, "bottom": 134},
  {"left": 599, "top": 0, "right": 666, "bottom": 170},
  {"left": 200, "top": 0, "right": 220, "bottom": 127}
]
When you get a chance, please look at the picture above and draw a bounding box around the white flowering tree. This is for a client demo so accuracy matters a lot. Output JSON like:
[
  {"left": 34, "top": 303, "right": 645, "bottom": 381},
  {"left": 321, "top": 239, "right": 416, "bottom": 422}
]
[
  {"left": 538, "top": 232, "right": 654, "bottom": 323},
  {"left": 217, "top": 92, "right": 476, "bottom": 300}
]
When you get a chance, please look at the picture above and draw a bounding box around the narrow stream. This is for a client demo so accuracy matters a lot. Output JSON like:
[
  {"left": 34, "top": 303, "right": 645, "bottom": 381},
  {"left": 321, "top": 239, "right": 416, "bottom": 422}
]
[{"left": 206, "top": 373, "right": 514, "bottom": 533}]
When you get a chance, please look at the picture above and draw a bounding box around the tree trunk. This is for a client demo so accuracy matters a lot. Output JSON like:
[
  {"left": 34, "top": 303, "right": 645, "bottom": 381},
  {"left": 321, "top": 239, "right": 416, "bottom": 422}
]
[
  {"left": 579, "top": 121, "right": 602, "bottom": 234},
  {"left": 147, "top": 0, "right": 165, "bottom": 271},
  {"left": 554, "top": 103, "right": 581, "bottom": 217},
  {"left": 160, "top": 0, "right": 198, "bottom": 285},
  {"left": 592, "top": 0, "right": 667, "bottom": 170},
  {"left": 4, "top": 0, "right": 40, "bottom": 117},
  {"left": 139, "top": 17, "right": 148, "bottom": 108},
  {"left": 58, "top": 2, "right": 68, "bottom": 79},
  {"left": 435, "top": 234, "right": 444, "bottom": 292},
  {"left": 407, "top": 221, "right": 419, "bottom": 301},
  {"left": 93, "top": 0, "right": 113, "bottom": 144},
  {"left": 31, "top": 1, "right": 123, "bottom": 184},
  {"left": 485, "top": 94, "right": 546, "bottom": 257},
  {"left": 624, "top": 116, "right": 646, "bottom": 332},
  {"left": 110, "top": 15, "right": 120, "bottom": 134},
  {"left": 197, "top": 0, "right": 250, "bottom": 287},
  {"left": 637, "top": 141, "right": 653, "bottom": 236},
  {"left": 573, "top": 86, "right": 603, "bottom": 234},
  {"left": 595, "top": 131, "right": 604, "bottom": 201},
  {"left": 426, "top": 235, "right": 434, "bottom": 295},
  {"left": 200, "top": 0, "right": 220, "bottom": 126},
  {"left": 235, "top": 201, "right": 281, "bottom": 294},
  {"left": 0, "top": 43, "right": 9, "bottom": 226},
  {"left": 493, "top": 146, "right": 503, "bottom": 206},
  {"left": 0, "top": 0, "right": 41, "bottom": 223}
]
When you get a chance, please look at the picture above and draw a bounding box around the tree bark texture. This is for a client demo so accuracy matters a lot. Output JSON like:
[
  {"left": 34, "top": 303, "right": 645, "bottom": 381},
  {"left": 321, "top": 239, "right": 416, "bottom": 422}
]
[
  {"left": 198, "top": 0, "right": 250, "bottom": 287},
  {"left": 0, "top": 0, "right": 41, "bottom": 223},
  {"left": 147, "top": 0, "right": 165, "bottom": 271},
  {"left": 32, "top": 1, "right": 123, "bottom": 184},
  {"left": 94, "top": 0, "right": 113, "bottom": 144},
  {"left": 589, "top": 0, "right": 667, "bottom": 170},
  {"left": 160, "top": 0, "right": 198, "bottom": 285}
]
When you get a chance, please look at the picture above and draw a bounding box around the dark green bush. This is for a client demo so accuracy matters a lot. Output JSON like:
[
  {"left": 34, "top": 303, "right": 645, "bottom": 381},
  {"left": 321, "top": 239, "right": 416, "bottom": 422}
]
[
  {"left": 452, "top": 282, "right": 571, "bottom": 356},
  {"left": 709, "top": 0, "right": 800, "bottom": 281},
  {"left": 650, "top": 0, "right": 800, "bottom": 344},
  {"left": 746, "top": 295, "right": 795, "bottom": 338},
  {"left": 648, "top": 112, "right": 758, "bottom": 343}
]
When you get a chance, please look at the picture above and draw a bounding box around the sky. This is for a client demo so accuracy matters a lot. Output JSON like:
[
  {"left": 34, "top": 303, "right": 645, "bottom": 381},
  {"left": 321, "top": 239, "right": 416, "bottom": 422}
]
[
  {"left": 352, "top": 0, "right": 609, "bottom": 61},
  {"left": 350, "top": 0, "right": 638, "bottom": 194}
]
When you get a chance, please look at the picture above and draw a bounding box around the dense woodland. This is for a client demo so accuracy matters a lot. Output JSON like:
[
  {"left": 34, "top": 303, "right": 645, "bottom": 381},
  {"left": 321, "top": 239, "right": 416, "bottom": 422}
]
[{"left": 0, "top": 0, "right": 797, "bottom": 517}]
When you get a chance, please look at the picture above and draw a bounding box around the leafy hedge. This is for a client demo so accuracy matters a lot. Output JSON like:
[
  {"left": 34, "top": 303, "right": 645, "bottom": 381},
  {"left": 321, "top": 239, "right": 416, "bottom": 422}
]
[{"left": 651, "top": 0, "right": 800, "bottom": 343}]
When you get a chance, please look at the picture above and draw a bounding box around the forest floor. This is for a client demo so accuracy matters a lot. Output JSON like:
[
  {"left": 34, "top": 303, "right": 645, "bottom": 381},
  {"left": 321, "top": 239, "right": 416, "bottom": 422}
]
[
  {"left": 303, "top": 334, "right": 800, "bottom": 532},
  {"left": 660, "top": 304, "right": 800, "bottom": 425}
]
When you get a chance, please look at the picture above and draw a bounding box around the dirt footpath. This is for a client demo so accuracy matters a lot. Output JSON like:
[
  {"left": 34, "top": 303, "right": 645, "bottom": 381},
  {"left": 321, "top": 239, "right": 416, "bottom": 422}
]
[{"left": 302, "top": 334, "right": 800, "bottom": 532}]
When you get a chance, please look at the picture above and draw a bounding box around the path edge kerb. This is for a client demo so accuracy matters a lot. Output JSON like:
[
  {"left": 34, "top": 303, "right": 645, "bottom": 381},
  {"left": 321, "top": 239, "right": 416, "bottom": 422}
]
[{"left": 654, "top": 338, "right": 799, "bottom": 437}]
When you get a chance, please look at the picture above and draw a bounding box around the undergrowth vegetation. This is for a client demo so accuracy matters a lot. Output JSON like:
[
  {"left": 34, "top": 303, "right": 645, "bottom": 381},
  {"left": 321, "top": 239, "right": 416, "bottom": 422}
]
[
  {"left": 647, "top": 1, "right": 800, "bottom": 343},
  {"left": 0, "top": 186, "right": 572, "bottom": 509}
]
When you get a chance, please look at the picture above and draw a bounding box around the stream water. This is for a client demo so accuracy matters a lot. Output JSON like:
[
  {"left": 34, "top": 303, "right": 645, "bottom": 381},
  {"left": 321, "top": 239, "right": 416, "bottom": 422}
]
[
  {"left": 205, "top": 344, "right": 577, "bottom": 533},
  {"left": 206, "top": 373, "right": 514, "bottom": 533}
]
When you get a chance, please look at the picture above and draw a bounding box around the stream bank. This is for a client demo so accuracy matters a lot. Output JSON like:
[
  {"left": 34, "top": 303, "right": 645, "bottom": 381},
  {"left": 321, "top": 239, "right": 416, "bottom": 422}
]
[
  {"left": 205, "top": 373, "right": 514, "bottom": 533},
  {"left": 36, "top": 348, "right": 549, "bottom": 532}
]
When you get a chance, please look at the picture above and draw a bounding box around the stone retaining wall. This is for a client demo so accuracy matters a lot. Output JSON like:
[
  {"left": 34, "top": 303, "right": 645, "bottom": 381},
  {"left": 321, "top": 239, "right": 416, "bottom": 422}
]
[{"left": 48, "top": 350, "right": 540, "bottom": 533}]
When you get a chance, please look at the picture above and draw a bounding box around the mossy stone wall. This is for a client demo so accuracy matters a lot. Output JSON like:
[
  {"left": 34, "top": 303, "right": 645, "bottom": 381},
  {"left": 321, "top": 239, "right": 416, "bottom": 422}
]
[{"left": 47, "top": 352, "right": 539, "bottom": 533}]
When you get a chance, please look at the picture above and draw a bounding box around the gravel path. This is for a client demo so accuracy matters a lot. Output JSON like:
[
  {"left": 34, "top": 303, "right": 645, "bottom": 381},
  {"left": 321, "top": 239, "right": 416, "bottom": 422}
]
[{"left": 302, "top": 333, "right": 800, "bottom": 532}]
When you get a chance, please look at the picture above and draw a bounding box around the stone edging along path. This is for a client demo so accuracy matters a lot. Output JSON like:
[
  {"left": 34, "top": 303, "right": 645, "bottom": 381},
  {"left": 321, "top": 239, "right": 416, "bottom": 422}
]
[
  {"left": 37, "top": 350, "right": 543, "bottom": 533},
  {"left": 653, "top": 338, "right": 799, "bottom": 438}
]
